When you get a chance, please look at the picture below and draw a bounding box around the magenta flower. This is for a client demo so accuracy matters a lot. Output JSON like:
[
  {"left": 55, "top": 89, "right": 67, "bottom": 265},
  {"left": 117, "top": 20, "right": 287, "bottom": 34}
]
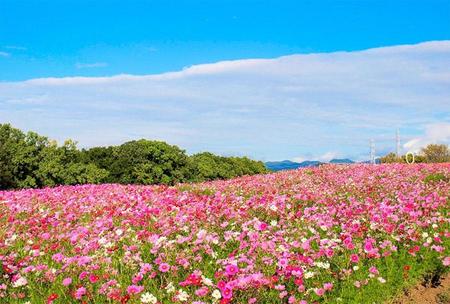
[
  {"left": 159, "top": 263, "right": 170, "bottom": 273},
  {"left": 350, "top": 254, "right": 359, "bottom": 263},
  {"left": 225, "top": 264, "right": 239, "bottom": 276},
  {"left": 222, "top": 287, "right": 233, "bottom": 299}
]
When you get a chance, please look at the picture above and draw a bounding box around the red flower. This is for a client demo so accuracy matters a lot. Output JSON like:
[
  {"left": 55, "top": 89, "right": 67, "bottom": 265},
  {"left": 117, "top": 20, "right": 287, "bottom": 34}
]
[
  {"left": 121, "top": 294, "right": 130, "bottom": 304},
  {"left": 47, "top": 293, "right": 58, "bottom": 304}
]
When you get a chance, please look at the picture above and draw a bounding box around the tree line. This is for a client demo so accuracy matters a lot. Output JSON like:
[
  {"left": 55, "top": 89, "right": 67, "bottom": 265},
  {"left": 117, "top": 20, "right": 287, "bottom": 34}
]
[
  {"left": 0, "top": 124, "right": 268, "bottom": 190},
  {"left": 380, "top": 144, "right": 450, "bottom": 163}
]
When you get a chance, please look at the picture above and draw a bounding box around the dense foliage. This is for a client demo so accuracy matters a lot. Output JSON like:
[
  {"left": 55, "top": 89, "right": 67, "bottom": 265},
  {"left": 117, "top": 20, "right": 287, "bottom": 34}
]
[
  {"left": 0, "top": 124, "right": 267, "bottom": 189},
  {"left": 0, "top": 164, "right": 448, "bottom": 303},
  {"left": 380, "top": 144, "right": 450, "bottom": 164}
]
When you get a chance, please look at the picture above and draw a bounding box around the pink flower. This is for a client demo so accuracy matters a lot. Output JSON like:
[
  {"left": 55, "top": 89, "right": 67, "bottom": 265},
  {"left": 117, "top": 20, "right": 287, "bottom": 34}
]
[
  {"left": 89, "top": 274, "right": 99, "bottom": 283},
  {"left": 132, "top": 273, "right": 143, "bottom": 284},
  {"left": 159, "top": 263, "right": 170, "bottom": 273},
  {"left": 62, "top": 277, "right": 72, "bottom": 286},
  {"left": 140, "top": 263, "right": 152, "bottom": 273},
  {"left": 195, "top": 286, "right": 209, "bottom": 297},
  {"left": 52, "top": 253, "right": 64, "bottom": 263},
  {"left": 278, "top": 258, "right": 289, "bottom": 268},
  {"left": 279, "top": 291, "right": 288, "bottom": 299},
  {"left": 217, "top": 280, "right": 227, "bottom": 290},
  {"left": 364, "top": 238, "right": 375, "bottom": 252},
  {"left": 443, "top": 257, "right": 450, "bottom": 266},
  {"left": 126, "top": 285, "right": 144, "bottom": 295},
  {"left": 369, "top": 266, "right": 379, "bottom": 275},
  {"left": 315, "top": 288, "right": 325, "bottom": 296},
  {"left": 350, "top": 254, "right": 359, "bottom": 263},
  {"left": 256, "top": 221, "right": 268, "bottom": 231},
  {"left": 225, "top": 264, "right": 239, "bottom": 276},
  {"left": 222, "top": 287, "right": 233, "bottom": 299},
  {"left": 324, "top": 282, "right": 333, "bottom": 291},
  {"left": 79, "top": 271, "right": 88, "bottom": 280},
  {"left": 75, "top": 287, "right": 86, "bottom": 300}
]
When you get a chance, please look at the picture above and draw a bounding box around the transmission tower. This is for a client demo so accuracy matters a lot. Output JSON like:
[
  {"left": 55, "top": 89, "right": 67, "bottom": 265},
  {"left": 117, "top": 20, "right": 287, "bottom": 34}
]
[{"left": 370, "top": 139, "right": 375, "bottom": 164}]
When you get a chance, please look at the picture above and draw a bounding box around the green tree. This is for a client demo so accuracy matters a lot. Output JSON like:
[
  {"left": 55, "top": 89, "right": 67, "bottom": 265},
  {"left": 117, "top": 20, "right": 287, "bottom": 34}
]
[
  {"left": 380, "top": 152, "right": 404, "bottom": 164},
  {"left": 111, "top": 140, "right": 189, "bottom": 185},
  {"left": 0, "top": 124, "right": 25, "bottom": 189},
  {"left": 0, "top": 124, "right": 268, "bottom": 189},
  {"left": 188, "top": 152, "right": 267, "bottom": 182},
  {"left": 421, "top": 144, "right": 450, "bottom": 163},
  {"left": 36, "top": 140, "right": 108, "bottom": 187},
  {"left": 80, "top": 146, "right": 116, "bottom": 183}
]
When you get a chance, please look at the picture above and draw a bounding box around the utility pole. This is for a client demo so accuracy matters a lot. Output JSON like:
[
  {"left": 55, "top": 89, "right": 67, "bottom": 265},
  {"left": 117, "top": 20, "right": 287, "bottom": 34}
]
[
  {"left": 396, "top": 129, "right": 401, "bottom": 157},
  {"left": 370, "top": 139, "right": 375, "bottom": 164}
]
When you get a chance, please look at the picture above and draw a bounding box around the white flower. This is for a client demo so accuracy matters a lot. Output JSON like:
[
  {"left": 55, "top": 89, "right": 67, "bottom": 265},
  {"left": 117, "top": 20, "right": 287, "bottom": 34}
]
[
  {"left": 212, "top": 289, "right": 222, "bottom": 299},
  {"left": 304, "top": 271, "right": 315, "bottom": 279},
  {"left": 12, "top": 277, "right": 27, "bottom": 288},
  {"left": 269, "top": 205, "right": 278, "bottom": 211},
  {"left": 165, "top": 282, "right": 175, "bottom": 293},
  {"left": 270, "top": 220, "right": 277, "bottom": 226},
  {"left": 201, "top": 276, "right": 213, "bottom": 286},
  {"left": 115, "top": 229, "right": 123, "bottom": 236},
  {"left": 177, "top": 289, "right": 189, "bottom": 301},
  {"left": 314, "top": 261, "right": 330, "bottom": 269},
  {"left": 353, "top": 266, "right": 359, "bottom": 271},
  {"left": 140, "top": 292, "right": 157, "bottom": 304},
  {"left": 278, "top": 245, "right": 287, "bottom": 252},
  {"left": 378, "top": 277, "right": 386, "bottom": 283},
  {"left": 156, "top": 236, "right": 167, "bottom": 246},
  {"left": 422, "top": 232, "right": 429, "bottom": 238}
]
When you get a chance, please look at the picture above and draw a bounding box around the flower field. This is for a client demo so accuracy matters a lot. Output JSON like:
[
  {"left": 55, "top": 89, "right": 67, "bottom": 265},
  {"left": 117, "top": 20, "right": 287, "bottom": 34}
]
[{"left": 0, "top": 164, "right": 449, "bottom": 304}]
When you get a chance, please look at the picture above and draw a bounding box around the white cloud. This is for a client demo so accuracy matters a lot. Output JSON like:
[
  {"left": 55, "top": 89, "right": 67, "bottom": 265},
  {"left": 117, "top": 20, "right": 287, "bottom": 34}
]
[
  {"left": 1, "top": 40, "right": 449, "bottom": 160},
  {"left": 0, "top": 51, "right": 10, "bottom": 57},
  {"left": 404, "top": 122, "right": 450, "bottom": 152},
  {"left": 75, "top": 62, "right": 108, "bottom": 69}
]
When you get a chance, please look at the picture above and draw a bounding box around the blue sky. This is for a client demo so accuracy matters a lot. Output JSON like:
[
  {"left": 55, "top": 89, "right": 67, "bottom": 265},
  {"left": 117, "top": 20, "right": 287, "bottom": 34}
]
[
  {"left": 2, "top": 0, "right": 450, "bottom": 80},
  {"left": 1, "top": 1, "right": 450, "bottom": 161}
]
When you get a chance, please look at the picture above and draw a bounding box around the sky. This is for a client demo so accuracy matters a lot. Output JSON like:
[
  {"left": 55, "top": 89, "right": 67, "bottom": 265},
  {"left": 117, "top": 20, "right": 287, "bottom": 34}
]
[{"left": 1, "top": 0, "right": 450, "bottom": 161}]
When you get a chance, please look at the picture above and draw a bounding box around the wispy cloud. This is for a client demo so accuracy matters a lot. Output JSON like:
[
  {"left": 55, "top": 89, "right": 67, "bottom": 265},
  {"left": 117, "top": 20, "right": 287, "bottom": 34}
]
[
  {"left": 0, "top": 51, "right": 10, "bottom": 57},
  {"left": 4, "top": 45, "right": 27, "bottom": 51},
  {"left": 404, "top": 122, "right": 450, "bottom": 152},
  {"left": 75, "top": 62, "right": 108, "bottom": 69},
  {"left": 1, "top": 41, "right": 449, "bottom": 160}
]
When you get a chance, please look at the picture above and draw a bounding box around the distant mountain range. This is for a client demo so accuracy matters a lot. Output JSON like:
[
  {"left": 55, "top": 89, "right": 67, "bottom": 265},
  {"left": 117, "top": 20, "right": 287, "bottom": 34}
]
[{"left": 265, "top": 158, "right": 355, "bottom": 171}]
